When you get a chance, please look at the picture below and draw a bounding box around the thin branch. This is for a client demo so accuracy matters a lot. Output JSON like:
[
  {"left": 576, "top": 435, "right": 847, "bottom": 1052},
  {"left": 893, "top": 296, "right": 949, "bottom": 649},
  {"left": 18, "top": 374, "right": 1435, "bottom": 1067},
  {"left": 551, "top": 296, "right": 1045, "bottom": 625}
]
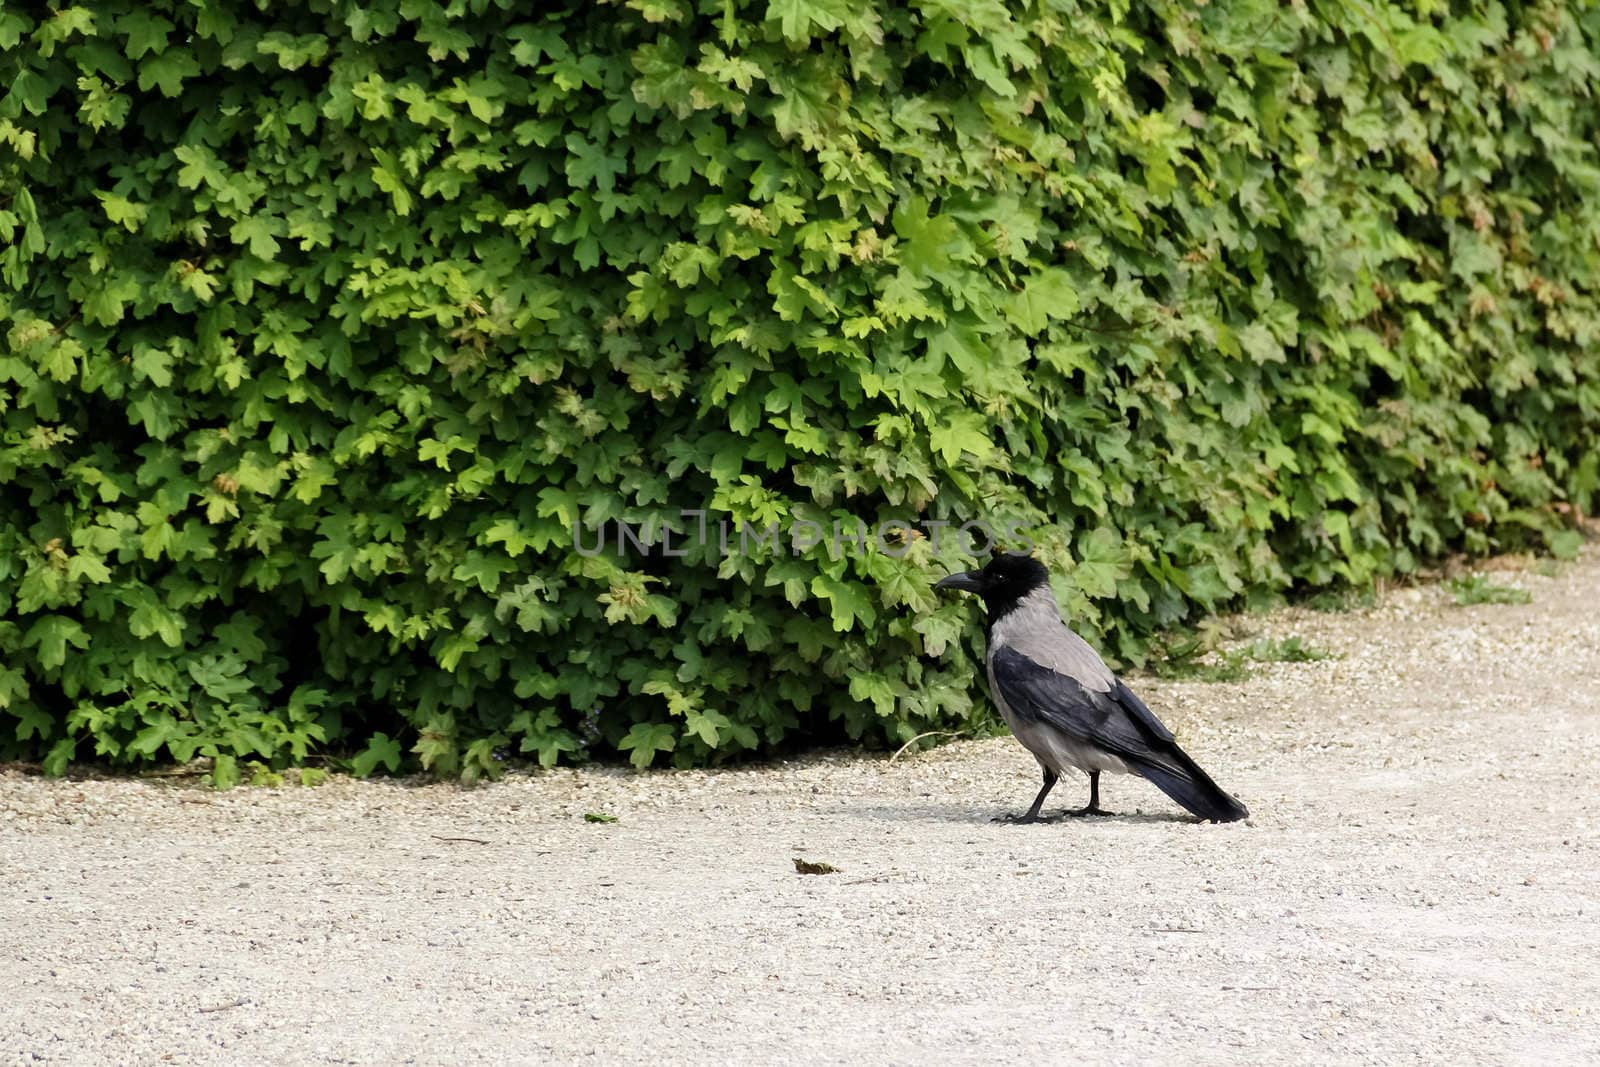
[
  {"left": 889, "top": 730, "right": 965, "bottom": 762},
  {"left": 198, "top": 998, "right": 248, "bottom": 1014}
]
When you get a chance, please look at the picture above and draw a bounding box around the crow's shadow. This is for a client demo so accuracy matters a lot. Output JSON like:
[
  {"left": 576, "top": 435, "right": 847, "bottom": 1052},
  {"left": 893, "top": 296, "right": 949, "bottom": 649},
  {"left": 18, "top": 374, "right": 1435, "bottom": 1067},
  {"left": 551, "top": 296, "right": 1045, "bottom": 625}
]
[{"left": 856, "top": 803, "right": 1200, "bottom": 826}]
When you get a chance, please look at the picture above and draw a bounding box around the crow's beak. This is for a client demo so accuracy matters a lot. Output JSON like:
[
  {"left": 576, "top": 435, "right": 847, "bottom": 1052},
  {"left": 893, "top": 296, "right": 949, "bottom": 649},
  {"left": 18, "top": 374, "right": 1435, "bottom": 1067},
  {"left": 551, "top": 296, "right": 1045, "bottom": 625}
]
[{"left": 934, "top": 570, "right": 986, "bottom": 594}]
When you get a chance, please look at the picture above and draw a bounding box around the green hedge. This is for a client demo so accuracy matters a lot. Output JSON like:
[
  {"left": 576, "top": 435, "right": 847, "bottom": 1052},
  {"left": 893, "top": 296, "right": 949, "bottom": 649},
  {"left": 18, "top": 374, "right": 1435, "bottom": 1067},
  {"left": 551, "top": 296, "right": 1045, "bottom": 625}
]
[{"left": 2, "top": 1, "right": 1596, "bottom": 781}]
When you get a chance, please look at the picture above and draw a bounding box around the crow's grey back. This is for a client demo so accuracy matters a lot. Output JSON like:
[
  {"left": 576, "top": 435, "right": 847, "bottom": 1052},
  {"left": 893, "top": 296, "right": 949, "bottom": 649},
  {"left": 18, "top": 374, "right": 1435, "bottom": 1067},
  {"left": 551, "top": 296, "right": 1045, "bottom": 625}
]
[{"left": 987, "top": 585, "right": 1116, "bottom": 693}]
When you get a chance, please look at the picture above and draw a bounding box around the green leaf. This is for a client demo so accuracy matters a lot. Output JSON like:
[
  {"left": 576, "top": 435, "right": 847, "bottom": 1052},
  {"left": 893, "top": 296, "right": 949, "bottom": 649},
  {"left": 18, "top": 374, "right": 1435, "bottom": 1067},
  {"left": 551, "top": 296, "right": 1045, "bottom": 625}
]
[
  {"left": 564, "top": 133, "right": 625, "bottom": 193},
  {"left": 848, "top": 673, "right": 898, "bottom": 717},
  {"left": 0, "top": 13, "right": 28, "bottom": 50},
  {"left": 618, "top": 722, "right": 676, "bottom": 769},
  {"left": 1548, "top": 529, "right": 1584, "bottom": 561},
  {"left": 352, "top": 732, "right": 403, "bottom": 778},
  {"left": 42, "top": 736, "right": 75, "bottom": 776},
  {"left": 508, "top": 25, "right": 569, "bottom": 66},
  {"left": 1007, "top": 269, "right": 1082, "bottom": 335},
  {"left": 174, "top": 144, "right": 227, "bottom": 191},
  {"left": 128, "top": 596, "right": 184, "bottom": 647},
  {"left": 684, "top": 707, "right": 732, "bottom": 746},
  {"left": 128, "top": 717, "right": 189, "bottom": 758},
  {"left": 95, "top": 192, "right": 148, "bottom": 232},
  {"left": 130, "top": 343, "right": 173, "bottom": 386},
  {"left": 119, "top": 11, "right": 173, "bottom": 59},
  {"left": 811, "top": 574, "right": 877, "bottom": 632},
  {"left": 929, "top": 413, "right": 993, "bottom": 465},
  {"left": 460, "top": 736, "right": 504, "bottom": 784},
  {"left": 453, "top": 552, "right": 515, "bottom": 594},
  {"left": 512, "top": 707, "right": 582, "bottom": 767},
  {"left": 212, "top": 753, "right": 240, "bottom": 790},
  {"left": 23, "top": 616, "right": 90, "bottom": 670},
  {"left": 138, "top": 50, "right": 201, "bottom": 97},
  {"left": 1238, "top": 322, "right": 1286, "bottom": 364},
  {"left": 1070, "top": 527, "right": 1130, "bottom": 600},
  {"left": 766, "top": 0, "right": 846, "bottom": 43},
  {"left": 12, "top": 704, "right": 53, "bottom": 743},
  {"left": 229, "top": 216, "right": 282, "bottom": 260},
  {"left": 0, "top": 666, "right": 30, "bottom": 711}
]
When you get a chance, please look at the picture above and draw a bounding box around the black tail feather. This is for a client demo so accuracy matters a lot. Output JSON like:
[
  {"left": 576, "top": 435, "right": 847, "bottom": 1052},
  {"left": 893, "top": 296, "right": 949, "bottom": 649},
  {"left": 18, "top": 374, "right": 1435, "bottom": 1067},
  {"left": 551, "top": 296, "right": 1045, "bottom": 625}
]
[{"left": 1135, "top": 747, "right": 1249, "bottom": 822}]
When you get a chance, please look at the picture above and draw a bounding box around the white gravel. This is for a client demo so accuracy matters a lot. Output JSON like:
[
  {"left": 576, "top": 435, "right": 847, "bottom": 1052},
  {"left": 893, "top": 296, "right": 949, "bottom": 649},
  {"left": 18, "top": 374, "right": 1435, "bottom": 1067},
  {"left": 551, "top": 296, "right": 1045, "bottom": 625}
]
[{"left": 4, "top": 550, "right": 1599, "bottom": 1065}]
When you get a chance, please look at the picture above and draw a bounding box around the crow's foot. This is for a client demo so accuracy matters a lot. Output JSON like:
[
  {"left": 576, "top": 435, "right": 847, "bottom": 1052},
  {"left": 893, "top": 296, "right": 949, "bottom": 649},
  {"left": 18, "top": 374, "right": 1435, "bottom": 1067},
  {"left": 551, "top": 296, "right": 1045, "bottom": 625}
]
[
  {"left": 1061, "top": 806, "right": 1115, "bottom": 818},
  {"left": 992, "top": 812, "right": 1053, "bottom": 825}
]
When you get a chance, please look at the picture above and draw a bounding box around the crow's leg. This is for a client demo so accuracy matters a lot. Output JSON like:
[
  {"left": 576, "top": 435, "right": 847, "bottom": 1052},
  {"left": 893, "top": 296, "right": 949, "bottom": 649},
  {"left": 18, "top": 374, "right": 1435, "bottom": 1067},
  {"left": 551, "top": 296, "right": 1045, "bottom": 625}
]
[
  {"left": 1062, "top": 770, "right": 1115, "bottom": 817},
  {"left": 994, "top": 767, "right": 1058, "bottom": 824}
]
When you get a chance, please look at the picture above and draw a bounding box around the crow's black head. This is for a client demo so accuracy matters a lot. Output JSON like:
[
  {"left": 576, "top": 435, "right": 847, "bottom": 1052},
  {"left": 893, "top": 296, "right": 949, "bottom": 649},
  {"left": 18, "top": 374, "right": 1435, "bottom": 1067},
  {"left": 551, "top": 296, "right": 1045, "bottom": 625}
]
[{"left": 933, "top": 551, "right": 1049, "bottom": 614}]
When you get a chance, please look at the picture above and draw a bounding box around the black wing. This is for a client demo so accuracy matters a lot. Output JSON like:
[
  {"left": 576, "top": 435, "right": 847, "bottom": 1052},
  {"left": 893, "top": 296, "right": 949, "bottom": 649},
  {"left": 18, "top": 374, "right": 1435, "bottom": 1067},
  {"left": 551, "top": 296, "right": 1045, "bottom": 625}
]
[{"left": 991, "top": 645, "right": 1178, "bottom": 768}]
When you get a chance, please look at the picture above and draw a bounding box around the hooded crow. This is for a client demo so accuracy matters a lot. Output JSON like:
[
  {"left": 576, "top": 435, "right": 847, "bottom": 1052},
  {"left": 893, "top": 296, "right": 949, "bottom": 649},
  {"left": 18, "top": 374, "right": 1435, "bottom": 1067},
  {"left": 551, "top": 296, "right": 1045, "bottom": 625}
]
[{"left": 936, "top": 552, "right": 1249, "bottom": 824}]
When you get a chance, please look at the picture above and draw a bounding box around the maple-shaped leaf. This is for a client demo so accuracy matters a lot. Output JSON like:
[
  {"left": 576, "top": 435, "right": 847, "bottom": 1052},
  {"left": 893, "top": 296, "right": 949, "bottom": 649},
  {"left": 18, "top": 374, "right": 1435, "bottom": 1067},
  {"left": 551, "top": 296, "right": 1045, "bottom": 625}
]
[
  {"left": 229, "top": 216, "right": 282, "bottom": 260},
  {"left": 119, "top": 11, "right": 174, "bottom": 59},
  {"left": 1069, "top": 527, "right": 1130, "bottom": 600},
  {"left": 766, "top": 0, "right": 846, "bottom": 43},
  {"left": 1006, "top": 268, "right": 1081, "bottom": 336},
  {"left": 928, "top": 413, "right": 993, "bottom": 465},
  {"left": 618, "top": 721, "right": 676, "bottom": 769},
  {"left": 138, "top": 50, "right": 201, "bottom": 97},
  {"left": 564, "top": 133, "right": 625, "bottom": 193},
  {"left": 811, "top": 574, "right": 876, "bottom": 632},
  {"left": 352, "top": 733, "right": 403, "bottom": 777}
]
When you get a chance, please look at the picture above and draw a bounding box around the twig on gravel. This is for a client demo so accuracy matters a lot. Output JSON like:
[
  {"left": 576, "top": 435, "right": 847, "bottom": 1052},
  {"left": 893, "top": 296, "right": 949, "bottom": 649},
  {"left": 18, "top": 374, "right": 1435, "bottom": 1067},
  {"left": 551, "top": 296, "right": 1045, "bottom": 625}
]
[
  {"left": 430, "top": 834, "right": 492, "bottom": 845},
  {"left": 888, "top": 730, "right": 966, "bottom": 762},
  {"left": 198, "top": 998, "right": 248, "bottom": 1014}
]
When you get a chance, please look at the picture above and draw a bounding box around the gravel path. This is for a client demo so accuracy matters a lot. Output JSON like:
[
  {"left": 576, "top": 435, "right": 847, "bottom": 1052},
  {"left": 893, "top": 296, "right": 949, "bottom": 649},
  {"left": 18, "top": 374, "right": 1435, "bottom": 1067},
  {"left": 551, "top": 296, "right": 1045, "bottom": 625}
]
[{"left": 5, "top": 551, "right": 1599, "bottom": 1065}]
